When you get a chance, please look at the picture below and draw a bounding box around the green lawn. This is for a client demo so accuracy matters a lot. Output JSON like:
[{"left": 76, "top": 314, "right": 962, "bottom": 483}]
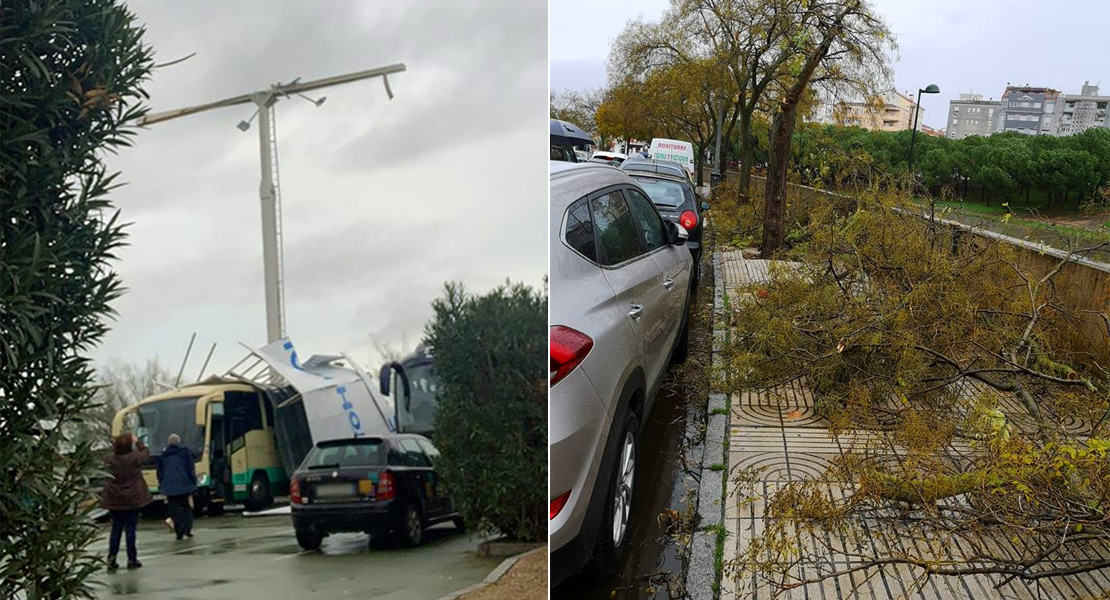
[
  {"left": 912, "top": 196, "right": 1110, "bottom": 247},
  {"left": 923, "top": 187, "right": 1087, "bottom": 218}
]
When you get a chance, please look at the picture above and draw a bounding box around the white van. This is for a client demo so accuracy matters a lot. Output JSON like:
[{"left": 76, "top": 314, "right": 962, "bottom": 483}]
[{"left": 649, "top": 138, "right": 695, "bottom": 179}]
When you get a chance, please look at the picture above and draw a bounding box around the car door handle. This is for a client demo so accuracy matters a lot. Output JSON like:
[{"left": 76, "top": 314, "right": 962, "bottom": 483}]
[
  {"left": 663, "top": 278, "right": 675, "bottom": 290},
  {"left": 628, "top": 304, "right": 644, "bottom": 319}
]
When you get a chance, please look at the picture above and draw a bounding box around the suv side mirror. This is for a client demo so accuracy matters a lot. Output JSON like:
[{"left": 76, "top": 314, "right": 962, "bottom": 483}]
[
  {"left": 701, "top": 201, "right": 710, "bottom": 211},
  {"left": 666, "top": 221, "right": 689, "bottom": 245}
]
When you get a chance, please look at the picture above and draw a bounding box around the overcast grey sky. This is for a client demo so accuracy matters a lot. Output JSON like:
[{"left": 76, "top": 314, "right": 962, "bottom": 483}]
[
  {"left": 551, "top": 0, "right": 1110, "bottom": 129},
  {"left": 95, "top": 1, "right": 547, "bottom": 376}
]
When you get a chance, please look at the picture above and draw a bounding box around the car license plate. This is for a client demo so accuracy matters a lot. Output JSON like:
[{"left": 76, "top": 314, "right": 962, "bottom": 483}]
[{"left": 315, "top": 483, "right": 356, "bottom": 499}]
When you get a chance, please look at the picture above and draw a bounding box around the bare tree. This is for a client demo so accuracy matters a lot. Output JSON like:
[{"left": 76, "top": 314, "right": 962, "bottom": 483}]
[
  {"left": 759, "top": 0, "right": 893, "bottom": 255},
  {"left": 80, "top": 358, "right": 173, "bottom": 445},
  {"left": 551, "top": 88, "right": 605, "bottom": 146}
]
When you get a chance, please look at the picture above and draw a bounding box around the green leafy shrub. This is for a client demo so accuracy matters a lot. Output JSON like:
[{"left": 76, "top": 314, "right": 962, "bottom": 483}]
[
  {"left": 426, "top": 281, "right": 547, "bottom": 541},
  {"left": 1, "top": 1, "right": 152, "bottom": 597}
]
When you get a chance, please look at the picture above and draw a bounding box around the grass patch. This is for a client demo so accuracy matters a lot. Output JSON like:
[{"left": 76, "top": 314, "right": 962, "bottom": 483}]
[
  {"left": 709, "top": 523, "right": 728, "bottom": 595},
  {"left": 709, "top": 463, "right": 726, "bottom": 472},
  {"left": 710, "top": 406, "right": 728, "bottom": 416},
  {"left": 919, "top": 186, "right": 1088, "bottom": 217},
  {"left": 912, "top": 196, "right": 1110, "bottom": 248}
]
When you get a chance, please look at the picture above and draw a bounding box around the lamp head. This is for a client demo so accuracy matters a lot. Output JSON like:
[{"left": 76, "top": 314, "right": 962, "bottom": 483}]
[
  {"left": 923, "top": 84, "right": 940, "bottom": 94},
  {"left": 236, "top": 120, "right": 251, "bottom": 132}
]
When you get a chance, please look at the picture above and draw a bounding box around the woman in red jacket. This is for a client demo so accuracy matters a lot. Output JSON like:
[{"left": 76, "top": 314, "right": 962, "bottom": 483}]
[{"left": 100, "top": 433, "right": 153, "bottom": 571}]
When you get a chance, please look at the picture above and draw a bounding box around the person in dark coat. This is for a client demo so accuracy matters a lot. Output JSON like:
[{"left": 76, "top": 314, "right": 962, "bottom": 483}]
[
  {"left": 157, "top": 433, "right": 197, "bottom": 540},
  {"left": 100, "top": 433, "right": 153, "bottom": 571}
]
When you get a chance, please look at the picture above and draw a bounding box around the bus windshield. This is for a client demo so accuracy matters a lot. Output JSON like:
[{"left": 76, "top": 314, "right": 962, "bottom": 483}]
[
  {"left": 397, "top": 363, "right": 437, "bottom": 435},
  {"left": 131, "top": 396, "right": 205, "bottom": 457}
]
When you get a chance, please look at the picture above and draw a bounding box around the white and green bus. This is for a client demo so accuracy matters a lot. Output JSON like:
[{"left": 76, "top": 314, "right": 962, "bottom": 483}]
[{"left": 112, "top": 379, "right": 296, "bottom": 515}]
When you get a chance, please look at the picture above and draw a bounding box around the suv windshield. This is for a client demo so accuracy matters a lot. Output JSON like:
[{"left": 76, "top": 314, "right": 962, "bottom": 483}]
[
  {"left": 130, "top": 397, "right": 205, "bottom": 457},
  {"left": 304, "top": 439, "right": 384, "bottom": 468},
  {"left": 632, "top": 177, "right": 689, "bottom": 208}
]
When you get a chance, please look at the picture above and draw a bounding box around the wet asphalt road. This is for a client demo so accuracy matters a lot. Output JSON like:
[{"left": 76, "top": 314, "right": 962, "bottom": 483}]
[
  {"left": 554, "top": 273, "right": 708, "bottom": 600},
  {"left": 89, "top": 512, "right": 499, "bottom": 599}
]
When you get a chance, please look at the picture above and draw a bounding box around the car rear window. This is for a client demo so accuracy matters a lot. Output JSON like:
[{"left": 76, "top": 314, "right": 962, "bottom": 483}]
[
  {"left": 631, "top": 177, "right": 689, "bottom": 207},
  {"left": 564, "top": 198, "right": 597, "bottom": 261},
  {"left": 304, "top": 439, "right": 384, "bottom": 468}
]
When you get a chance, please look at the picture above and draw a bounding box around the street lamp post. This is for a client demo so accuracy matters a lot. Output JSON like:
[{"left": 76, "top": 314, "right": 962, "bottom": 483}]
[{"left": 908, "top": 83, "right": 940, "bottom": 176}]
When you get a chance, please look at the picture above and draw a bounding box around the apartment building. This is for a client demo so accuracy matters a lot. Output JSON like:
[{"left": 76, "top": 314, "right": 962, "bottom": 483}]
[
  {"left": 921, "top": 124, "right": 945, "bottom": 137},
  {"left": 818, "top": 89, "right": 924, "bottom": 132},
  {"left": 997, "top": 85, "right": 1060, "bottom": 135},
  {"left": 1055, "top": 81, "right": 1110, "bottom": 136},
  {"left": 945, "top": 93, "right": 998, "bottom": 139}
]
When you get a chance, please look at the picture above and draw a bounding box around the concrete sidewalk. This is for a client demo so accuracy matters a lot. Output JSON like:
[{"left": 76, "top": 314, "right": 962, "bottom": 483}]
[{"left": 718, "top": 249, "right": 1110, "bottom": 600}]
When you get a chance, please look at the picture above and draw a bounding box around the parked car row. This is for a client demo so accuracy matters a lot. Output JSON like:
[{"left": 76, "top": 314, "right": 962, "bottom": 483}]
[{"left": 549, "top": 161, "right": 696, "bottom": 585}]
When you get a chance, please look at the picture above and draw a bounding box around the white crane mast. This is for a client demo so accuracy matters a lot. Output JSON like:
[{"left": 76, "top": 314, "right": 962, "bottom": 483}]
[{"left": 137, "top": 63, "right": 407, "bottom": 343}]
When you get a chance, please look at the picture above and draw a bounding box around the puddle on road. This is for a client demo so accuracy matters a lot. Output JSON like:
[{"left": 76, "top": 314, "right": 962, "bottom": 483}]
[{"left": 102, "top": 576, "right": 231, "bottom": 596}]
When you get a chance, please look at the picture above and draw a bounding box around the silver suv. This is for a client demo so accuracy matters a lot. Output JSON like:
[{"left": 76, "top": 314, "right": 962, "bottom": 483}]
[{"left": 549, "top": 162, "right": 693, "bottom": 585}]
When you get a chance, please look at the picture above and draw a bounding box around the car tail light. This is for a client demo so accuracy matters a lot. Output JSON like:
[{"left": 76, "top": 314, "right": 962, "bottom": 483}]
[
  {"left": 550, "top": 490, "right": 571, "bottom": 520},
  {"left": 550, "top": 326, "right": 593, "bottom": 387},
  {"left": 680, "top": 210, "right": 698, "bottom": 230},
  {"left": 290, "top": 477, "right": 302, "bottom": 505},
  {"left": 377, "top": 471, "right": 396, "bottom": 500}
]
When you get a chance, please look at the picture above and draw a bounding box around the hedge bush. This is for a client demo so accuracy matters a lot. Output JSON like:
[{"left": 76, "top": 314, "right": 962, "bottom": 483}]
[
  {"left": 1, "top": 1, "right": 152, "bottom": 597},
  {"left": 426, "top": 281, "right": 547, "bottom": 542}
]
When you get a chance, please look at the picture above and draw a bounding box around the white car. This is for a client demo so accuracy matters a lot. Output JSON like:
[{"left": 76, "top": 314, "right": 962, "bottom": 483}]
[{"left": 588, "top": 150, "right": 629, "bottom": 167}]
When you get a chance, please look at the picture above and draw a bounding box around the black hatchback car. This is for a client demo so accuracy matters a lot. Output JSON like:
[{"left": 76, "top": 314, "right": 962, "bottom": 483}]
[
  {"left": 290, "top": 434, "right": 463, "bottom": 550},
  {"left": 624, "top": 171, "right": 709, "bottom": 277}
]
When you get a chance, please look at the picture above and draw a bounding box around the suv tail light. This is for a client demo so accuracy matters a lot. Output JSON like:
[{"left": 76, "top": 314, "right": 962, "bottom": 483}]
[
  {"left": 550, "top": 326, "right": 593, "bottom": 387},
  {"left": 680, "top": 210, "right": 698, "bottom": 230},
  {"left": 550, "top": 490, "right": 571, "bottom": 520},
  {"left": 290, "top": 477, "right": 302, "bottom": 505},
  {"left": 377, "top": 471, "right": 396, "bottom": 500}
]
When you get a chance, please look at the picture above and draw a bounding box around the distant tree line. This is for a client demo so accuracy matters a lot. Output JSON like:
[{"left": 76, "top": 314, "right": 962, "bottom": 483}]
[{"left": 781, "top": 124, "right": 1110, "bottom": 206}]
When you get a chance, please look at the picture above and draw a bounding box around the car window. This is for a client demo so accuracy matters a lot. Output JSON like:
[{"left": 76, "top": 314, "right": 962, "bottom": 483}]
[
  {"left": 590, "top": 190, "right": 643, "bottom": 266},
  {"left": 415, "top": 439, "right": 441, "bottom": 464},
  {"left": 564, "top": 198, "right": 596, "bottom": 262},
  {"left": 551, "top": 145, "right": 575, "bottom": 162},
  {"left": 631, "top": 176, "right": 689, "bottom": 208},
  {"left": 399, "top": 438, "right": 432, "bottom": 467},
  {"left": 304, "top": 440, "right": 383, "bottom": 467},
  {"left": 625, "top": 188, "right": 667, "bottom": 250}
]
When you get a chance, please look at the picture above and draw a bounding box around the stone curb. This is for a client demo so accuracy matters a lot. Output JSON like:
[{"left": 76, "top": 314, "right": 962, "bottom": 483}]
[
  {"left": 433, "top": 546, "right": 546, "bottom": 600},
  {"left": 688, "top": 251, "right": 728, "bottom": 600}
]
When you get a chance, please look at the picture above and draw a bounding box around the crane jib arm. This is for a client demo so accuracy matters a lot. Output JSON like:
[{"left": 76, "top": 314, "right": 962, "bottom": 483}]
[{"left": 137, "top": 63, "right": 407, "bottom": 127}]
